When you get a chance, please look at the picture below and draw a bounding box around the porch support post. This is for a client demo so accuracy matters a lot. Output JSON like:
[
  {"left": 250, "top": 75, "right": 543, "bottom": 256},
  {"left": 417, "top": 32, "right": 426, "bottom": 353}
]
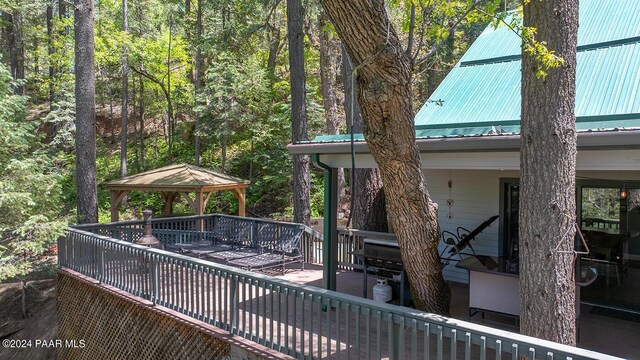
[{"left": 314, "top": 154, "right": 338, "bottom": 291}]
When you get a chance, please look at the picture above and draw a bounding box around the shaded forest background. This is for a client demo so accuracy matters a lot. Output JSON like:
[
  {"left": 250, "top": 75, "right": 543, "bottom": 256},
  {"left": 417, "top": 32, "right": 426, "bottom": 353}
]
[{"left": 0, "top": 0, "right": 516, "bottom": 280}]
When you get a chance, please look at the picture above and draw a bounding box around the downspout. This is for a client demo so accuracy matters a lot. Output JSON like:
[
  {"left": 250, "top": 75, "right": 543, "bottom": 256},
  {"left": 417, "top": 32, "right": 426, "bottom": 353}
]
[{"left": 311, "top": 153, "right": 338, "bottom": 291}]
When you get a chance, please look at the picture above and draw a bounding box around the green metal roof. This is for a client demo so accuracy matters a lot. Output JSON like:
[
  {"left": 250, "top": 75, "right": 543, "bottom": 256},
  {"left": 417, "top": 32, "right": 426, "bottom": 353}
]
[{"left": 312, "top": 0, "right": 640, "bottom": 144}]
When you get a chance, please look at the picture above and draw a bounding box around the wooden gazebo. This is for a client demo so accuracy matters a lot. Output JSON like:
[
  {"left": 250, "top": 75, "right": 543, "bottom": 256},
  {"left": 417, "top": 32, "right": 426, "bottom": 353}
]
[{"left": 105, "top": 164, "right": 250, "bottom": 222}]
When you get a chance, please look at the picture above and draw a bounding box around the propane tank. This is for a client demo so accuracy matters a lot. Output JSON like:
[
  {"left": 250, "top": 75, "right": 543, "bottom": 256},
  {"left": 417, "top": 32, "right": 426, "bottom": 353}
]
[{"left": 372, "top": 279, "right": 393, "bottom": 303}]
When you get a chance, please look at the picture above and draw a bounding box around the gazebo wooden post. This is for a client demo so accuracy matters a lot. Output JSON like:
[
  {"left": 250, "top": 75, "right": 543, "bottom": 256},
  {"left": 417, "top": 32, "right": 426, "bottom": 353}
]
[
  {"left": 237, "top": 188, "right": 246, "bottom": 217},
  {"left": 230, "top": 188, "right": 246, "bottom": 217},
  {"left": 110, "top": 190, "right": 128, "bottom": 222},
  {"left": 195, "top": 190, "right": 204, "bottom": 231}
]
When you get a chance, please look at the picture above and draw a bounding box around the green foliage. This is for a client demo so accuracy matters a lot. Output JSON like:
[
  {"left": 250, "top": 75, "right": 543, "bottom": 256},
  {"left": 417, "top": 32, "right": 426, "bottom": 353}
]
[{"left": 0, "top": 63, "right": 67, "bottom": 282}]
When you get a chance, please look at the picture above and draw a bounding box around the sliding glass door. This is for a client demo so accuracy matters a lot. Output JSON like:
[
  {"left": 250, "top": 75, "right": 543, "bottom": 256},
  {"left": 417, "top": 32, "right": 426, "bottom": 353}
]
[
  {"left": 500, "top": 179, "right": 640, "bottom": 313},
  {"left": 578, "top": 184, "right": 639, "bottom": 313}
]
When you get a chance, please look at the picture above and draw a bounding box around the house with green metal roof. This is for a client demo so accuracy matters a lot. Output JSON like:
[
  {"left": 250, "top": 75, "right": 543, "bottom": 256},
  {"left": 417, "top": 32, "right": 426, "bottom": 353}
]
[{"left": 289, "top": 0, "right": 640, "bottom": 316}]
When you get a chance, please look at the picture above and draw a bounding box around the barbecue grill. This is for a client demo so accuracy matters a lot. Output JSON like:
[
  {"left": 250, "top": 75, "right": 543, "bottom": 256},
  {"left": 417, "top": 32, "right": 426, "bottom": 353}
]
[{"left": 357, "top": 237, "right": 411, "bottom": 306}]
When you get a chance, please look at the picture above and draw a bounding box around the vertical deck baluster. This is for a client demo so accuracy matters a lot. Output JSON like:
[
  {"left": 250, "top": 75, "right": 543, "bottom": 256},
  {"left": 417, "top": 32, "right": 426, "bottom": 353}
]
[
  {"left": 495, "top": 340, "right": 502, "bottom": 360},
  {"left": 277, "top": 285, "right": 282, "bottom": 352},
  {"left": 269, "top": 283, "right": 275, "bottom": 348},
  {"left": 300, "top": 291, "right": 305, "bottom": 358},
  {"left": 231, "top": 274, "right": 240, "bottom": 335},
  {"left": 376, "top": 311, "right": 381, "bottom": 360},
  {"left": 180, "top": 260, "right": 185, "bottom": 312},
  {"left": 249, "top": 279, "right": 254, "bottom": 340},
  {"left": 345, "top": 303, "right": 350, "bottom": 359},
  {"left": 388, "top": 313, "right": 394, "bottom": 360},
  {"left": 200, "top": 266, "right": 205, "bottom": 321},
  {"left": 398, "top": 315, "right": 405, "bottom": 360},
  {"left": 365, "top": 308, "right": 371, "bottom": 360},
  {"left": 412, "top": 319, "right": 418, "bottom": 360},
  {"left": 355, "top": 305, "right": 361, "bottom": 360},
  {"left": 335, "top": 300, "right": 340, "bottom": 356},
  {"left": 512, "top": 344, "right": 518, "bottom": 360},
  {"left": 241, "top": 277, "right": 247, "bottom": 337},
  {"left": 317, "top": 296, "right": 323, "bottom": 359},
  {"left": 284, "top": 288, "right": 289, "bottom": 352},
  {"left": 326, "top": 298, "right": 332, "bottom": 357},
  {"left": 264, "top": 282, "right": 269, "bottom": 345},
  {"left": 451, "top": 329, "right": 457, "bottom": 360},
  {"left": 309, "top": 294, "right": 314, "bottom": 357},
  {"left": 291, "top": 289, "right": 296, "bottom": 354},
  {"left": 480, "top": 336, "right": 486, "bottom": 360},
  {"left": 465, "top": 332, "right": 471, "bottom": 360},
  {"left": 217, "top": 270, "right": 223, "bottom": 328},
  {"left": 437, "top": 325, "right": 443, "bottom": 360},
  {"left": 189, "top": 263, "right": 194, "bottom": 317}
]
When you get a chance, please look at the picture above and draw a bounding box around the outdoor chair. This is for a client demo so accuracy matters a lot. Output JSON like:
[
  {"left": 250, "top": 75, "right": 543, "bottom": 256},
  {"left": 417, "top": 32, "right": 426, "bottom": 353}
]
[
  {"left": 207, "top": 222, "right": 280, "bottom": 263},
  {"left": 180, "top": 217, "right": 251, "bottom": 257},
  {"left": 227, "top": 225, "right": 305, "bottom": 274},
  {"left": 440, "top": 215, "right": 499, "bottom": 266}
]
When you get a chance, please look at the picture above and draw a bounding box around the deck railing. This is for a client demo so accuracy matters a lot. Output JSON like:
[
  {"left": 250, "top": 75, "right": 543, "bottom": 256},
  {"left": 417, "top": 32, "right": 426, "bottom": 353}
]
[
  {"left": 74, "top": 214, "right": 324, "bottom": 264},
  {"left": 59, "top": 223, "right": 619, "bottom": 360}
]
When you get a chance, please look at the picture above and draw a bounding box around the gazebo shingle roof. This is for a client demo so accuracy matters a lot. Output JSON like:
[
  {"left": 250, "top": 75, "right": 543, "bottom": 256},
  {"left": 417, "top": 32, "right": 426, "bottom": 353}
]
[{"left": 104, "top": 164, "right": 250, "bottom": 191}]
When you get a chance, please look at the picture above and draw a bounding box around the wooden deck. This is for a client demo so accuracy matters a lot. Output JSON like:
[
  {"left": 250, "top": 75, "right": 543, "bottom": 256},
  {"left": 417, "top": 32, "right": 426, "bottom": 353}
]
[{"left": 279, "top": 264, "right": 640, "bottom": 359}]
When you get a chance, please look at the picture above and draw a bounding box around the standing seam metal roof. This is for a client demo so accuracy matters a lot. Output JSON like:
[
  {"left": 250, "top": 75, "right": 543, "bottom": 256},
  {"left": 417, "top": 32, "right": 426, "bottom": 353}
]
[{"left": 311, "top": 0, "right": 640, "bottom": 144}]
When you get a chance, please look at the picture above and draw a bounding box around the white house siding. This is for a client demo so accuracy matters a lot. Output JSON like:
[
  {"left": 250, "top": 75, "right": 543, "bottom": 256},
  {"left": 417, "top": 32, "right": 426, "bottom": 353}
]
[{"left": 424, "top": 169, "right": 519, "bottom": 283}]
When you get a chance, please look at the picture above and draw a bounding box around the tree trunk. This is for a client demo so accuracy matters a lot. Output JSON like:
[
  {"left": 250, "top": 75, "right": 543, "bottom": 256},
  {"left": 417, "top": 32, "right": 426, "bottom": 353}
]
[
  {"left": 519, "top": 0, "right": 578, "bottom": 345},
  {"left": 47, "top": 3, "right": 55, "bottom": 108},
  {"left": 319, "top": 0, "right": 449, "bottom": 314},
  {"left": 342, "top": 45, "right": 388, "bottom": 232},
  {"left": 120, "top": 0, "right": 128, "bottom": 179},
  {"left": 14, "top": 10, "right": 24, "bottom": 94},
  {"left": 132, "top": 70, "right": 139, "bottom": 171},
  {"left": 194, "top": 0, "right": 203, "bottom": 166},
  {"left": 139, "top": 74, "right": 145, "bottom": 170},
  {"left": 74, "top": 0, "right": 98, "bottom": 224},
  {"left": 221, "top": 132, "right": 227, "bottom": 172},
  {"left": 167, "top": 13, "right": 174, "bottom": 163},
  {"left": 266, "top": 26, "right": 281, "bottom": 78},
  {"left": 319, "top": 14, "right": 346, "bottom": 205},
  {"left": 110, "top": 88, "right": 115, "bottom": 144},
  {"left": 2, "top": 10, "right": 24, "bottom": 94},
  {"left": 287, "top": 0, "right": 311, "bottom": 226}
]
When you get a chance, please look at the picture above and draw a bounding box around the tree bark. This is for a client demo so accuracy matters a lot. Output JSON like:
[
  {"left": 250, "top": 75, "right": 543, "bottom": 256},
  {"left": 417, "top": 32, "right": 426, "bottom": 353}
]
[
  {"left": 2, "top": 10, "right": 24, "bottom": 94},
  {"left": 74, "top": 0, "right": 98, "bottom": 224},
  {"left": 47, "top": 3, "right": 55, "bottom": 108},
  {"left": 194, "top": 0, "right": 203, "bottom": 166},
  {"left": 266, "top": 26, "right": 281, "bottom": 78},
  {"left": 139, "top": 74, "right": 145, "bottom": 170},
  {"left": 120, "top": 0, "right": 129, "bottom": 179},
  {"left": 342, "top": 45, "right": 388, "bottom": 232},
  {"left": 167, "top": 13, "right": 174, "bottom": 163},
  {"left": 319, "top": 14, "right": 346, "bottom": 204},
  {"left": 519, "top": 0, "right": 578, "bottom": 345},
  {"left": 320, "top": 0, "right": 449, "bottom": 314},
  {"left": 287, "top": 0, "right": 311, "bottom": 226}
]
